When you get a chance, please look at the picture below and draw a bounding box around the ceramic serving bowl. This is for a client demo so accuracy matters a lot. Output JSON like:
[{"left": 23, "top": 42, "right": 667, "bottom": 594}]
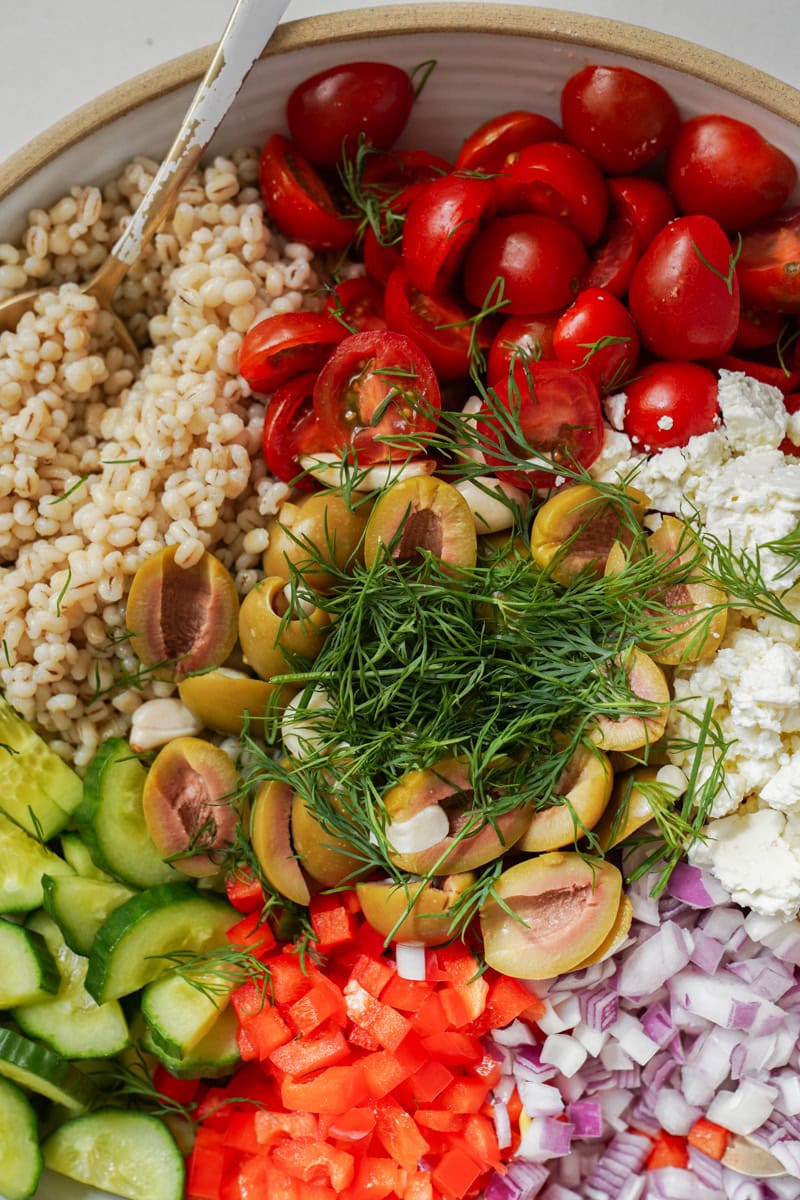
[{"left": 4, "top": 5, "right": 800, "bottom": 1199}]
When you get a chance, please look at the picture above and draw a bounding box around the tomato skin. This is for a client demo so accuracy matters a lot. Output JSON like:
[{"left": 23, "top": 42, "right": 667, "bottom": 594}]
[
  {"left": 383, "top": 267, "right": 489, "bottom": 381},
  {"left": 486, "top": 313, "right": 560, "bottom": 383},
  {"left": 705, "top": 352, "right": 800, "bottom": 396},
  {"left": 312, "top": 330, "right": 441, "bottom": 463},
  {"left": 361, "top": 148, "right": 452, "bottom": 192},
  {"left": 552, "top": 287, "right": 640, "bottom": 394},
  {"left": 734, "top": 305, "right": 785, "bottom": 352},
  {"left": 455, "top": 110, "right": 564, "bottom": 174},
  {"left": 259, "top": 134, "right": 355, "bottom": 250},
  {"left": 402, "top": 174, "right": 496, "bottom": 295},
  {"left": 325, "top": 276, "right": 386, "bottom": 332},
  {"left": 621, "top": 361, "right": 720, "bottom": 451},
  {"left": 462, "top": 214, "right": 588, "bottom": 315},
  {"left": 239, "top": 312, "right": 348, "bottom": 394},
  {"left": 666, "top": 114, "right": 797, "bottom": 233},
  {"left": 628, "top": 215, "right": 740, "bottom": 360},
  {"left": 497, "top": 142, "right": 609, "bottom": 245},
  {"left": 607, "top": 176, "right": 676, "bottom": 249},
  {"left": 286, "top": 62, "right": 415, "bottom": 166},
  {"left": 584, "top": 214, "right": 641, "bottom": 297},
  {"left": 261, "top": 372, "right": 321, "bottom": 488},
  {"left": 478, "top": 362, "right": 604, "bottom": 490},
  {"left": 737, "top": 208, "right": 800, "bottom": 313},
  {"left": 560, "top": 65, "right": 679, "bottom": 174}
]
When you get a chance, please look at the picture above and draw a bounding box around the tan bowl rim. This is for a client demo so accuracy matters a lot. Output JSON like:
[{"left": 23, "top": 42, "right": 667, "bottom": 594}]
[{"left": 3, "top": 1, "right": 800, "bottom": 204}]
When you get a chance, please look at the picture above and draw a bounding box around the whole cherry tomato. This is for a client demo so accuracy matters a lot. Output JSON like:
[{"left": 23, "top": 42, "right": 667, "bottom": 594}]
[
  {"left": 239, "top": 312, "right": 348, "bottom": 394},
  {"left": 667, "top": 114, "right": 797, "bottom": 233},
  {"left": 733, "top": 305, "right": 785, "bottom": 353},
  {"left": 478, "top": 362, "right": 604, "bottom": 490},
  {"left": 401, "top": 174, "right": 496, "bottom": 295},
  {"left": 704, "top": 353, "right": 800, "bottom": 395},
  {"left": 621, "top": 361, "right": 720, "bottom": 451},
  {"left": 462, "top": 214, "right": 588, "bottom": 315},
  {"left": 628, "top": 215, "right": 740, "bottom": 360},
  {"left": 361, "top": 148, "right": 451, "bottom": 192},
  {"left": 261, "top": 372, "right": 321, "bottom": 487},
  {"left": 383, "top": 267, "right": 491, "bottom": 381},
  {"left": 552, "top": 287, "right": 640, "bottom": 394},
  {"left": 312, "top": 330, "right": 441, "bottom": 464},
  {"left": 560, "top": 65, "right": 679, "bottom": 174},
  {"left": 455, "top": 110, "right": 564, "bottom": 174},
  {"left": 607, "top": 176, "right": 676, "bottom": 248},
  {"left": 497, "top": 141, "right": 609, "bottom": 245},
  {"left": 325, "top": 276, "right": 386, "bottom": 332},
  {"left": 737, "top": 208, "right": 800, "bottom": 313},
  {"left": 486, "top": 313, "right": 561, "bottom": 383},
  {"left": 286, "top": 62, "right": 415, "bottom": 166},
  {"left": 259, "top": 134, "right": 355, "bottom": 250},
  {"left": 583, "top": 214, "right": 641, "bottom": 296}
]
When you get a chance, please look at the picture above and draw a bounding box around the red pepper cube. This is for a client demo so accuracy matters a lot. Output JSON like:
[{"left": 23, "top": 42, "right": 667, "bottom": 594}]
[
  {"left": 431, "top": 1148, "right": 484, "bottom": 1198},
  {"left": 420, "top": 1031, "right": 483, "bottom": 1064},
  {"left": 404, "top": 1171, "right": 435, "bottom": 1200},
  {"left": 415, "top": 1109, "right": 464, "bottom": 1132},
  {"left": 410, "top": 1059, "right": 454, "bottom": 1104},
  {"left": 226, "top": 910, "right": 276, "bottom": 957},
  {"left": 461, "top": 1113, "right": 502, "bottom": 1169},
  {"left": 412, "top": 990, "right": 448, "bottom": 1036},
  {"left": 349, "top": 1023, "right": 381, "bottom": 1051},
  {"left": 254, "top": 1109, "right": 319, "bottom": 1148},
  {"left": 152, "top": 1065, "right": 200, "bottom": 1106},
  {"left": 271, "top": 954, "right": 318, "bottom": 1005},
  {"left": 311, "top": 902, "right": 359, "bottom": 950},
  {"left": 223, "top": 1109, "right": 261, "bottom": 1154},
  {"left": 217, "top": 1153, "right": 274, "bottom": 1200},
  {"left": 646, "top": 1131, "right": 689, "bottom": 1170},
  {"left": 361, "top": 1048, "right": 412, "bottom": 1099},
  {"left": 344, "top": 980, "right": 383, "bottom": 1030},
  {"left": 224, "top": 1062, "right": 280, "bottom": 1108},
  {"left": 351, "top": 1155, "right": 407, "bottom": 1199},
  {"left": 273, "top": 1138, "right": 356, "bottom": 1192},
  {"left": 246, "top": 1005, "right": 294, "bottom": 1061},
  {"left": 280, "top": 1062, "right": 368, "bottom": 1114},
  {"left": 348, "top": 952, "right": 396, "bottom": 998},
  {"left": 375, "top": 1102, "right": 431, "bottom": 1173},
  {"left": 269, "top": 1026, "right": 351, "bottom": 1078},
  {"left": 288, "top": 978, "right": 348, "bottom": 1035},
  {"left": 326, "top": 1106, "right": 377, "bottom": 1143},
  {"left": 186, "top": 1128, "right": 225, "bottom": 1200},
  {"left": 393, "top": 1031, "right": 428, "bottom": 1075},
  {"left": 432, "top": 944, "right": 481, "bottom": 985},
  {"left": 481, "top": 973, "right": 539, "bottom": 1032},
  {"left": 371, "top": 1002, "right": 412, "bottom": 1052},
  {"left": 225, "top": 865, "right": 265, "bottom": 913},
  {"left": 474, "top": 1052, "right": 502, "bottom": 1088},
  {"left": 192, "top": 1087, "right": 232, "bottom": 1130},
  {"left": 261, "top": 1165, "right": 301, "bottom": 1200},
  {"left": 438, "top": 1076, "right": 490, "bottom": 1114},
  {"left": 231, "top": 978, "right": 269, "bottom": 1023},
  {"left": 381, "top": 974, "right": 431, "bottom": 1012}
]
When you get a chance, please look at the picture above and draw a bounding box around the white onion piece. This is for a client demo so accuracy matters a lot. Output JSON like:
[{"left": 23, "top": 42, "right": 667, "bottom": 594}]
[
  {"left": 540, "top": 1034, "right": 588, "bottom": 1079},
  {"left": 454, "top": 475, "right": 527, "bottom": 533},
  {"left": 299, "top": 452, "right": 435, "bottom": 492},
  {"left": 706, "top": 1078, "right": 778, "bottom": 1135},
  {"left": 491, "top": 1018, "right": 538, "bottom": 1047},
  {"left": 653, "top": 1086, "right": 701, "bottom": 1135},
  {"left": 493, "top": 1097, "right": 512, "bottom": 1150},
  {"left": 385, "top": 804, "right": 448, "bottom": 854},
  {"left": 517, "top": 1080, "right": 565, "bottom": 1118},
  {"left": 394, "top": 940, "right": 427, "bottom": 982},
  {"left": 618, "top": 920, "right": 693, "bottom": 998}
]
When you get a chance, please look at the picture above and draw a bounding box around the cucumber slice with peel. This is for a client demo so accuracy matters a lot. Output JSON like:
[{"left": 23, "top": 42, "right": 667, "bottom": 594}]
[
  {"left": 142, "top": 1003, "right": 241, "bottom": 1079},
  {"left": 0, "top": 1074, "right": 43, "bottom": 1200},
  {"left": 43, "top": 1109, "right": 184, "bottom": 1200},
  {"left": 0, "top": 1028, "right": 96, "bottom": 1111},
  {"left": 59, "top": 832, "right": 114, "bottom": 881},
  {"left": 42, "top": 873, "right": 135, "bottom": 957},
  {"left": 0, "top": 812, "right": 74, "bottom": 914},
  {"left": 0, "top": 696, "right": 83, "bottom": 838},
  {"left": 141, "top": 968, "right": 234, "bottom": 1060},
  {"left": 0, "top": 917, "right": 60, "bottom": 1006}
]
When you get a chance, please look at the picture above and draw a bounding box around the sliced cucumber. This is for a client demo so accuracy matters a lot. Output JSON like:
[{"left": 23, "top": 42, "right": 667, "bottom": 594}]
[
  {"left": 75, "top": 739, "right": 174, "bottom": 889},
  {"left": 141, "top": 968, "right": 234, "bottom": 1060},
  {"left": 142, "top": 1003, "right": 241, "bottom": 1079},
  {"left": 0, "top": 1074, "right": 43, "bottom": 1200},
  {"left": 13, "top": 912, "right": 130, "bottom": 1060},
  {"left": 85, "top": 882, "right": 239, "bottom": 1004},
  {"left": 0, "top": 917, "right": 60, "bottom": 1006},
  {"left": 42, "top": 873, "right": 135, "bottom": 957},
  {"left": 59, "top": 832, "right": 114, "bottom": 881},
  {"left": 43, "top": 1109, "right": 184, "bottom": 1200},
  {"left": 0, "top": 696, "right": 83, "bottom": 838},
  {"left": 0, "top": 1028, "right": 95, "bottom": 1111},
  {"left": 0, "top": 812, "right": 74, "bottom": 914}
]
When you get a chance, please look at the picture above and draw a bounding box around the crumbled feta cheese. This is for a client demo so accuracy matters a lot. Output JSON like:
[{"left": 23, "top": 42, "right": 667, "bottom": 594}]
[
  {"left": 689, "top": 808, "right": 800, "bottom": 919},
  {"left": 761, "top": 751, "right": 800, "bottom": 811},
  {"left": 656, "top": 415, "right": 674, "bottom": 431},
  {"left": 716, "top": 368, "right": 787, "bottom": 453},
  {"left": 604, "top": 392, "right": 628, "bottom": 432},
  {"left": 787, "top": 409, "right": 800, "bottom": 449}
]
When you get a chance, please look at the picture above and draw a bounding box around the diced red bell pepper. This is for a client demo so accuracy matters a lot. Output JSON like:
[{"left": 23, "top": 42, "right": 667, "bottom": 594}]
[
  {"left": 646, "top": 1131, "right": 689, "bottom": 1170},
  {"left": 404, "top": 1171, "right": 435, "bottom": 1200},
  {"left": 688, "top": 1117, "right": 729, "bottom": 1160},
  {"left": 420, "top": 1031, "right": 483, "bottom": 1064},
  {"left": 393, "top": 1032, "right": 428, "bottom": 1076},
  {"left": 349, "top": 1024, "right": 381, "bottom": 1051},
  {"left": 193, "top": 1087, "right": 235, "bottom": 1130},
  {"left": 272, "top": 1138, "right": 356, "bottom": 1191},
  {"left": 361, "top": 1048, "right": 413, "bottom": 1099},
  {"left": 410, "top": 1059, "right": 455, "bottom": 1104},
  {"left": 432, "top": 1147, "right": 484, "bottom": 1199},
  {"left": 231, "top": 979, "right": 269, "bottom": 1023},
  {"left": 269, "top": 1026, "right": 351, "bottom": 1078},
  {"left": 271, "top": 954, "right": 319, "bottom": 1005},
  {"left": 242, "top": 1005, "right": 293, "bottom": 1061},
  {"left": 152, "top": 1064, "right": 200, "bottom": 1106},
  {"left": 438, "top": 1075, "right": 491, "bottom": 1114},
  {"left": 325, "top": 1106, "right": 376, "bottom": 1143},
  {"left": 310, "top": 900, "right": 359, "bottom": 950},
  {"left": 346, "top": 1155, "right": 407, "bottom": 1200},
  {"left": 479, "top": 974, "right": 540, "bottom": 1032},
  {"left": 288, "top": 978, "right": 348, "bottom": 1035},
  {"left": 254, "top": 1109, "right": 318, "bottom": 1148},
  {"left": 187, "top": 1128, "right": 226, "bottom": 1200},
  {"left": 439, "top": 976, "right": 489, "bottom": 1027},
  {"left": 371, "top": 1002, "right": 413, "bottom": 1051},
  {"left": 224, "top": 1110, "right": 261, "bottom": 1154},
  {"left": 431, "top": 944, "right": 481, "bottom": 985},
  {"left": 413, "top": 990, "right": 449, "bottom": 1036},
  {"left": 219, "top": 1154, "right": 274, "bottom": 1200},
  {"left": 349, "top": 952, "right": 396, "bottom": 998},
  {"left": 375, "top": 1102, "right": 431, "bottom": 1173},
  {"left": 460, "top": 1113, "right": 502, "bottom": 1170},
  {"left": 225, "top": 866, "right": 265, "bottom": 913},
  {"left": 415, "top": 1109, "right": 464, "bottom": 1132},
  {"left": 280, "top": 1063, "right": 368, "bottom": 1114},
  {"left": 226, "top": 910, "right": 277, "bottom": 957},
  {"left": 381, "top": 974, "right": 431, "bottom": 1012}
]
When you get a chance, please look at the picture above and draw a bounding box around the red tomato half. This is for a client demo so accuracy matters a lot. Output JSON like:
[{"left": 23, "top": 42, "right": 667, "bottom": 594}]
[
  {"left": 286, "top": 62, "right": 415, "bottom": 166},
  {"left": 497, "top": 142, "right": 609, "bottom": 245},
  {"left": 462, "top": 214, "right": 588, "bottom": 315},
  {"left": 560, "top": 65, "right": 679, "bottom": 174},
  {"left": 621, "top": 361, "right": 720, "bottom": 451},
  {"left": 361, "top": 148, "right": 451, "bottom": 192},
  {"left": 737, "top": 208, "right": 800, "bottom": 313},
  {"left": 259, "top": 134, "right": 355, "bottom": 250},
  {"left": 262, "top": 372, "right": 321, "bottom": 487},
  {"left": 486, "top": 313, "right": 560, "bottom": 383},
  {"left": 455, "top": 110, "right": 564, "bottom": 174},
  {"left": 239, "top": 312, "right": 348, "bottom": 394},
  {"left": 552, "top": 287, "right": 640, "bottom": 394},
  {"left": 667, "top": 114, "right": 797, "bottom": 233},
  {"left": 478, "top": 362, "right": 604, "bottom": 490},
  {"left": 705, "top": 353, "right": 800, "bottom": 396},
  {"left": 383, "top": 267, "right": 490, "bottom": 381},
  {"left": 401, "top": 174, "right": 496, "bottom": 295},
  {"left": 583, "top": 214, "right": 642, "bottom": 296},
  {"left": 325, "top": 276, "right": 386, "bottom": 332},
  {"left": 733, "top": 305, "right": 785, "bottom": 353},
  {"left": 312, "top": 330, "right": 441, "bottom": 463},
  {"left": 628, "top": 215, "right": 740, "bottom": 360},
  {"left": 607, "top": 176, "right": 676, "bottom": 249}
]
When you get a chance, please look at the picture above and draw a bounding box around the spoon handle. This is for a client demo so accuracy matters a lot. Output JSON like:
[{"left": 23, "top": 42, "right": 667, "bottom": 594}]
[{"left": 90, "top": 0, "right": 291, "bottom": 304}]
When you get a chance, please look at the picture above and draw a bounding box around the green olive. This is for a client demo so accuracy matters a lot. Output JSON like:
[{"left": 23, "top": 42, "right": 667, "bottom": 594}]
[
  {"left": 177, "top": 668, "right": 295, "bottom": 736},
  {"left": 364, "top": 476, "right": 477, "bottom": 571},
  {"left": 518, "top": 745, "right": 613, "bottom": 853},
  {"left": 290, "top": 795, "right": 361, "bottom": 888},
  {"left": 238, "top": 576, "right": 331, "bottom": 682},
  {"left": 262, "top": 491, "right": 371, "bottom": 591},
  {"left": 357, "top": 874, "right": 475, "bottom": 944}
]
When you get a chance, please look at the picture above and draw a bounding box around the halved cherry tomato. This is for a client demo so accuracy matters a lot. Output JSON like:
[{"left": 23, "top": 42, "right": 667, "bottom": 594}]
[
  {"left": 239, "top": 312, "right": 348, "bottom": 394},
  {"left": 325, "top": 276, "right": 387, "bottom": 332},
  {"left": 607, "top": 176, "right": 676, "bottom": 249},
  {"left": 477, "top": 361, "right": 604, "bottom": 489},
  {"left": 552, "top": 287, "right": 640, "bottom": 394},
  {"left": 737, "top": 208, "right": 800, "bottom": 313},
  {"left": 704, "top": 352, "right": 800, "bottom": 395},
  {"left": 622, "top": 361, "right": 720, "bottom": 451},
  {"left": 486, "top": 313, "right": 560, "bottom": 383},
  {"left": 462, "top": 214, "right": 588, "bottom": 315},
  {"left": 561, "top": 64, "right": 679, "bottom": 174},
  {"left": 583, "top": 214, "right": 642, "bottom": 296},
  {"left": 262, "top": 372, "right": 322, "bottom": 487},
  {"left": 401, "top": 173, "right": 496, "bottom": 295},
  {"left": 286, "top": 62, "right": 415, "bottom": 166},
  {"left": 734, "top": 305, "right": 785, "bottom": 353},
  {"left": 361, "top": 183, "right": 422, "bottom": 286},
  {"left": 259, "top": 134, "right": 355, "bottom": 250},
  {"left": 667, "top": 114, "right": 797, "bottom": 233},
  {"left": 455, "top": 110, "right": 564, "bottom": 174},
  {"left": 361, "top": 148, "right": 451, "bottom": 192},
  {"left": 497, "top": 141, "right": 609, "bottom": 245},
  {"left": 628, "top": 214, "right": 740, "bottom": 360},
  {"left": 383, "top": 267, "right": 491, "bottom": 381},
  {"left": 312, "top": 330, "right": 441, "bottom": 464}
]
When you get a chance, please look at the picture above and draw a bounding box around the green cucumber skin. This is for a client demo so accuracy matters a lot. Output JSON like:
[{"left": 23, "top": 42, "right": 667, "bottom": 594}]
[
  {"left": 142, "top": 1005, "right": 241, "bottom": 1080},
  {"left": 42, "top": 1109, "right": 185, "bottom": 1200},
  {"left": 41, "top": 873, "right": 135, "bottom": 958},
  {"left": 0, "top": 813, "right": 74, "bottom": 914},
  {"left": 59, "top": 832, "right": 113, "bottom": 881},
  {"left": 0, "top": 1074, "right": 43, "bottom": 1200},
  {"left": 0, "top": 918, "right": 60, "bottom": 1006},
  {"left": 0, "top": 1028, "right": 96, "bottom": 1112}
]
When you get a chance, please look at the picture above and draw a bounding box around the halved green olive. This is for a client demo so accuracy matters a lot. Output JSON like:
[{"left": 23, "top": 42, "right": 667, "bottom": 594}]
[
  {"left": 250, "top": 778, "right": 310, "bottom": 906},
  {"left": 177, "top": 668, "right": 295, "bottom": 737},
  {"left": 571, "top": 893, "right": 633, "bottom": 968},
  {"left": 238, "top": 576, "right": 331, "bottom": 682},
  {"left": 595, "top": 764, "right": 681, "bottom": 850},
  {"left": 531, "top": 483, "right": 648, "bottom": 585},
  {"left": 363, "top": 476, "right": 477, "bottom": 571},
  {"left": 518, "top": 744, "right": 613, "bottom": 853},
  {"left": 356, "top": 873, "right": 475, "bottom": 944},
  {"left": 262, "top": 490, "right": 371, "bottom": 591},
  {"left": 589, "top": 647, "right": 670, "bottom": 752},
  {"left": 291, "top": 795, "right": 361, "bottom": 888},
  {"left": 126, "top": 547, "right": 239, "bottom": 680}
]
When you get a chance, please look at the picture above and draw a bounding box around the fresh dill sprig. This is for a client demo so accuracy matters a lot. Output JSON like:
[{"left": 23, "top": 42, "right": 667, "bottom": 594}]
[{"left": 152, "top": 942, "right": 272, "bottom": 1005}]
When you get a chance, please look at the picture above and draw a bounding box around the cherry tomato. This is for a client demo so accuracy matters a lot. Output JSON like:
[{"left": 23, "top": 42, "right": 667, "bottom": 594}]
[
  {"left": 607, "top": 176, "right": 676, "bottom": 248},
  {"left": 486, "top": 313, "right": 560, "bottom": 383},
  {"left": 401, "top": 173, "right": 496, "bottom": 295},
  {"left": 262, "top": 372, "right": 321, "bottom": 488},
  {"left": 239, "top": 312, "right": 348, "bottom": 394},
  {"left": 383, "top": 267, "right": 491, "bottom": 381},
  {"left": 325, "top": 276, "right": 386, "bottom": 332},
  {"left": 361, "top": 183, "right": 422, "bottom": 286},
  {"left": 583, "top": 214, "right": 642, "bottom": 296},
  {"left": 455, "top": 110, "right": 564, "bottom": 174},
  {"left": 286, "top": 62, "right": 415, "bottom": 166},
  {"left": 628, "top": 215, "right": 740, "bottom": 360},
  {"left": 312, "top": 330, "right": 441, "bottom": 463},
  {"left": 705, "top": 353, "right": 800, "bottom": 395},
  {"left": 561, "top": 65, "right": 679, "bottom": 174},
  {"left": 497, "top": 142, "right": 609, "bottom": 245},
  {"left": 361, "top": 148, "right": 451, "bottom": 192},
  {"left": 478, "top": 362, "right": 604, "bottom": 490},
  {"left": 621, "top": 362, "right": 720, "bottom": 451},
  {"left": 737, "top": 208, "right": 800, "bottom": 313},
  {"left": 462, "top": 214, "right": 588, "bottom": 315},
  {"left": 259, "top": 134, "right": 355, "bottom": 250},
  {"left": 667, "top": 114, "right": 797, "bottom": 233},
  {"left": 552, "top": 287, "right": 640, "bottom": 394},
  {"left": 734, "top": 305, "right": 786, "bottom": 352}
]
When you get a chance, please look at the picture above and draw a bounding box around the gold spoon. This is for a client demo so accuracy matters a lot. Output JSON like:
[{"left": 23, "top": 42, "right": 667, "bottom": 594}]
[
  {"left": 0, "top": 0, "right": 290, "bottom": 355},
  {"left": 722, "top": 1131, "right": 786, "bottom": 1178}
]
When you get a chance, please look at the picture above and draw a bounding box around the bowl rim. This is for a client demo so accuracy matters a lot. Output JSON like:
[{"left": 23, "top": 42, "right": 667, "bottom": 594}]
[{"left": 3, "top": 0, "right": 800, "bottom": 205}]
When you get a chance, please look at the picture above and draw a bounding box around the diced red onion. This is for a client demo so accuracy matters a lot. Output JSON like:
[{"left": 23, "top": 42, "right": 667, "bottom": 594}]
[
  {"left": 618, "top": 921, "right": 693, "bottom": 999},
  {"left": 540, "top": 1034, "right": 587, "bottom": 1078},
  {"left": 607, "top": 1013, "right": 660, "bottom": 1065},
  {"left": 567, "top": 1099, "right": 603, "bottom": 1138},
  {"left": 706, "top": 1078, "right": 778, "bottom": 1135},
  {"left": 775, "top": 1069, "right": 800, "bottom": 1116},
  {"left": 667, "top": 862, "right": 730, "bottom": 908},
  {"left": 484, "top": 1159, "right": 549, "bottom": 1199},
  {"left": 652, "top": 1086, "right": 701, "bottom": 1135},
  {"left": 493, "top": 1018, "right": 539, "bottom": 1047},
  {"left": 517, "top": 1080, "right": 565, "bottom": 1118},
  {"left": 639, "top": 1002, "right": 675, "bottom": 1048},
  {"left": 513, "top": 1044, "right": 559, "bottom": 1082},
  {"left": 539, "top": 1187, "right": 582, "bottom": 1200},
  {"left": 773, "top": 1139, "right": 800, "bottom": 1179},
  {"left": 689, "top": 929, "right": 726, "bottom": 974},
  {"left": 686, "top": 1144, "right": 724, "bottom": 1190},
  {"left": 493, "top": 1096, "right": 512, "bottom": 1150},
  {"left": 518, "top": 1117, "right": 574, "bottom": 1162},
  {"left": 647, "top": 1166, "right": 722, "bottom": 1199},
  {"left": 572, "top": 1020, "right": 608, "bottom": 1056},
  {"left": 580, "top": 986, "right": 619, "bottom": 1032}
]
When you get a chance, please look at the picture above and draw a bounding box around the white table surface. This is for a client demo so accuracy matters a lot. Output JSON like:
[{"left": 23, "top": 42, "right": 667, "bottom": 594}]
[{"left": 1, "top": 0, "right": 799, "bottom": 166}]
